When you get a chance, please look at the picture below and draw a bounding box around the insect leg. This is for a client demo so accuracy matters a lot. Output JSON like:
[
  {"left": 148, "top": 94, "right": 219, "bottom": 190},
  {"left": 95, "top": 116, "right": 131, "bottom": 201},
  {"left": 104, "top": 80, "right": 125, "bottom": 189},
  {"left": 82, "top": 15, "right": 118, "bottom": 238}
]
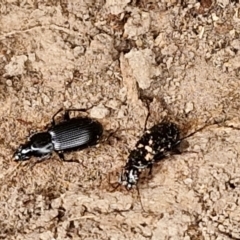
[
  {"left": 146, "top": 162, "right": 154, "bottom": 176},
  {"left": 56, "top": 151, "right": 81, "bottom": 164},
  {"left": 52, "top": 107, "right": 92, "bottom": 125},
  {"left": 143, "top": 104, "right": 151, "bottom": 132},
  {"left": 57, "top": 151, "right": 65, "bottom": 161},
  {"left": 51, "top": 108, "right": 64, "bottom": 126},
  {"left": 28, "top": 154, "right": 52, "bottom": 169},
  {"left": 136, "top": 185, "right": 146, "bottom": 212},
  {"left": 63, "top": 108, "right": 89, "bottom": 121}
]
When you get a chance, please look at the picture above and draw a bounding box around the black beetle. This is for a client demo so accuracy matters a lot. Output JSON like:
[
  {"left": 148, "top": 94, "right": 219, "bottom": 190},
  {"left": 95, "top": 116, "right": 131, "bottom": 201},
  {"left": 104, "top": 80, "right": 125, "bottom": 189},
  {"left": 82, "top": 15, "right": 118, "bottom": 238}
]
[
  {"left": 119, "top": 122, "right": 180, "bottom": 189},
  {"left": 119, "top": 121, "right": 211, "bottom": 189},
  {"left": 14, "top": 108, "right": 103, "bottom": 162}
]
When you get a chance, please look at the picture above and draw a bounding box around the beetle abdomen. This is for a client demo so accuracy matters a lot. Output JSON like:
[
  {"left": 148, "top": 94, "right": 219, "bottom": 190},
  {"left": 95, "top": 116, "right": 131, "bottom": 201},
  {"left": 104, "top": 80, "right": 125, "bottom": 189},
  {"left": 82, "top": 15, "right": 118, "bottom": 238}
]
[
  {"left": 120, "top": 122, "right": 180, "bottom": 189},
  {"left": 49, "top": 118, "right": 103, "bottom": 151}
]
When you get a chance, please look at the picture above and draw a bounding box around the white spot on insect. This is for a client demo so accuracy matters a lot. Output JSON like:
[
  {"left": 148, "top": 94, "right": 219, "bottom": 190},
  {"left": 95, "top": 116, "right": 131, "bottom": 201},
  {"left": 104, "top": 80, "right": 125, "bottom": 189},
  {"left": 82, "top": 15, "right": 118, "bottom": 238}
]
[
  {"left": 128, "top": 169, "right": 138, "bottom": 184},
  {"left": 148, "top": 139, "right": 153, "bottom": 145},
  {"left": 21, "top": 148, "right": 32, "bottom": 154},
  {"left": 145, "top": 152, "right": 154, "bottom": 161},
  {"left": 119, "top": 168, "right": 139, "bottom": 189},
  {"left": 145, "top": 145, "right": 153, "bottom": 153},
  {"left": 133, "top": 163, "right": 148, "bottom": 169},
  {"left": 31, "top": 143, "right": 53, "bottom": 154}
]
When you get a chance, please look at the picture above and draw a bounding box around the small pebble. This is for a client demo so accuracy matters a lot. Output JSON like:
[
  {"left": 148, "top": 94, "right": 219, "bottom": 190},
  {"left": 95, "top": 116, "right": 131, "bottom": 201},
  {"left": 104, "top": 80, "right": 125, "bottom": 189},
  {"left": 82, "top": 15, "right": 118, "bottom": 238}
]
[
  {"left": 185, "top": 102, "right": 194, "bottom": 114},
  {"left": 6, "top": 79, "right": 12, "bottom": 87},
  {"left": 90, "top": 106, "right": 110, "bottom": 119}
]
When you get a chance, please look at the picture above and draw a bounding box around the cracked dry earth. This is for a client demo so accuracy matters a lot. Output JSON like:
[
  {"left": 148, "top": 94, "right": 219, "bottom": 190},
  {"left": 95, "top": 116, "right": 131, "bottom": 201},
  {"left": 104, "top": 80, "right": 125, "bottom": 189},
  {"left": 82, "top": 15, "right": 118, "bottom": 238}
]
[{"left": 0, "top": 0, "right": 240, "bottom": 239}]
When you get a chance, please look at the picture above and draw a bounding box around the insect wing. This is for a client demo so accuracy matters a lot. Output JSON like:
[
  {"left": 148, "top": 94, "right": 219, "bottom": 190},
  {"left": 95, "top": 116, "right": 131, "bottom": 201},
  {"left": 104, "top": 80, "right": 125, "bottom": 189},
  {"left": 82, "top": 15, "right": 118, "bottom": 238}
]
[{"left": 49, "top": 118, "right": 103, "bottom": 151}]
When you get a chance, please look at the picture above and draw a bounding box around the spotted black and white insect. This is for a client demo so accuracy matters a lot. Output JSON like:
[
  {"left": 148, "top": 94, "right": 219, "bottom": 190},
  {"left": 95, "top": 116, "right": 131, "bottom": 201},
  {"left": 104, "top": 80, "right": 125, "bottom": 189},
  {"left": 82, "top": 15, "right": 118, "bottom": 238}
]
[
  {"left": 119, "top": 122, "right": 181, "bottom": 189},
  {"left": 14, "top": 108, "right": 103, "bottom": 162}
]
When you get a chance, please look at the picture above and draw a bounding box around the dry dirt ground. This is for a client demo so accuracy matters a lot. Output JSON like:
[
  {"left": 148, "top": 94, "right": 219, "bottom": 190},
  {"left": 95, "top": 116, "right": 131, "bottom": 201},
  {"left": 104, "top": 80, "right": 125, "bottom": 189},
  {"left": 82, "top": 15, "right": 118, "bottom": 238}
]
[{"left": 1, "top": 0, "right": 240, "bottom": 239}]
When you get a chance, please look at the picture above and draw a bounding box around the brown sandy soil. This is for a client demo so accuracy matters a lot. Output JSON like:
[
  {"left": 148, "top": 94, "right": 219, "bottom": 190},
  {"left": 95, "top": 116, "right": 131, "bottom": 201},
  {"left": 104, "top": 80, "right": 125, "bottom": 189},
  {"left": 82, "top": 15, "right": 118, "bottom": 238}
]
[{"left": 1, "top": 1, "right": 240, "bottom": 239}]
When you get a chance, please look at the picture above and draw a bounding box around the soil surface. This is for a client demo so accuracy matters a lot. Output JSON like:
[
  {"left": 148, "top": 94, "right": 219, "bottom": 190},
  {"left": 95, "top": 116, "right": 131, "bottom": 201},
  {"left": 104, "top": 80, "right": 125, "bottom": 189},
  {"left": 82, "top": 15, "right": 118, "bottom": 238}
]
[{"left": 1, "top": 1, "right": 240, "bottom": 239}]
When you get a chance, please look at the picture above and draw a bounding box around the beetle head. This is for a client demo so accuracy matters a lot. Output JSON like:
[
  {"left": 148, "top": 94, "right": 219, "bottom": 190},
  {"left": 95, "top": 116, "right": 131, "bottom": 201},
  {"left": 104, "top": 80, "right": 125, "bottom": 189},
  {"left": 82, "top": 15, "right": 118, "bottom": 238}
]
[
  {"left": 119, "top": 167, "right": 140, "bottom": 190},
  {"left": 14, "top": 132, "right": 53, "bottom": 161},
  {"left": 14, "top": 143, "right": 33, "bottom": 161}
]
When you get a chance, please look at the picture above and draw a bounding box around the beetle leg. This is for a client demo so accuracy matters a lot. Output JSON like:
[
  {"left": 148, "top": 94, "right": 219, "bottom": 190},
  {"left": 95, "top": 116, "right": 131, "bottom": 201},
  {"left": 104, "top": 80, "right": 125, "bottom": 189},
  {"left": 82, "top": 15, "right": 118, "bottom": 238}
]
[
  {"left": 103, "top": 126, "right": 120, "bottom": 144},
  {"left": 63, "top": 111, "right": 70, "bottom": 121},
  {"left": 147, "top": 163, "right": 153, "bottom": 175},
  {"left": 52, "top": 107, "right": 94, "bottom": 125},
  {"left": 64, "top": 108, "right": 90, "bottom": 120},
  {"left": 51, "top": 108, "right": 87, "bottom": 125},
  {"left": 51, "top": 108, "right": 64, "bottom": 126},
  {"left": 51, "top": 108, "right": 86, "bottom": 124},
  {"left": 56, "top": 151, "right": 80, "bottom": 164},
  {"left": 56, "top": 151, "right": 65, "bottom": 161},
  {"left": 28, "top": 154, "right": 51, "bottom": 169},
  {"left": 171, "top": 148, "right": 182, "bottom": 155},
  {"left": 143, "top": 110, "right": 151, "bottom": 132}
]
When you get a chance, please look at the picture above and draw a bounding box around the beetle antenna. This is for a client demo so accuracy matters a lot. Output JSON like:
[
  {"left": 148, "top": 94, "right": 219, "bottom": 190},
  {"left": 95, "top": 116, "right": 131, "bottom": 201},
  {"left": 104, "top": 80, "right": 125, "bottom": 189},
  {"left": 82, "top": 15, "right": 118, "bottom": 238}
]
[
  {"left": 180, "top": 124, "right": 211, "bottom": 141},
  {"left": 179, "top": 118, "right": 225, "bottom": 142},
  {"left": 104, "top": 126, "right": 121, "bottom": 144}
]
